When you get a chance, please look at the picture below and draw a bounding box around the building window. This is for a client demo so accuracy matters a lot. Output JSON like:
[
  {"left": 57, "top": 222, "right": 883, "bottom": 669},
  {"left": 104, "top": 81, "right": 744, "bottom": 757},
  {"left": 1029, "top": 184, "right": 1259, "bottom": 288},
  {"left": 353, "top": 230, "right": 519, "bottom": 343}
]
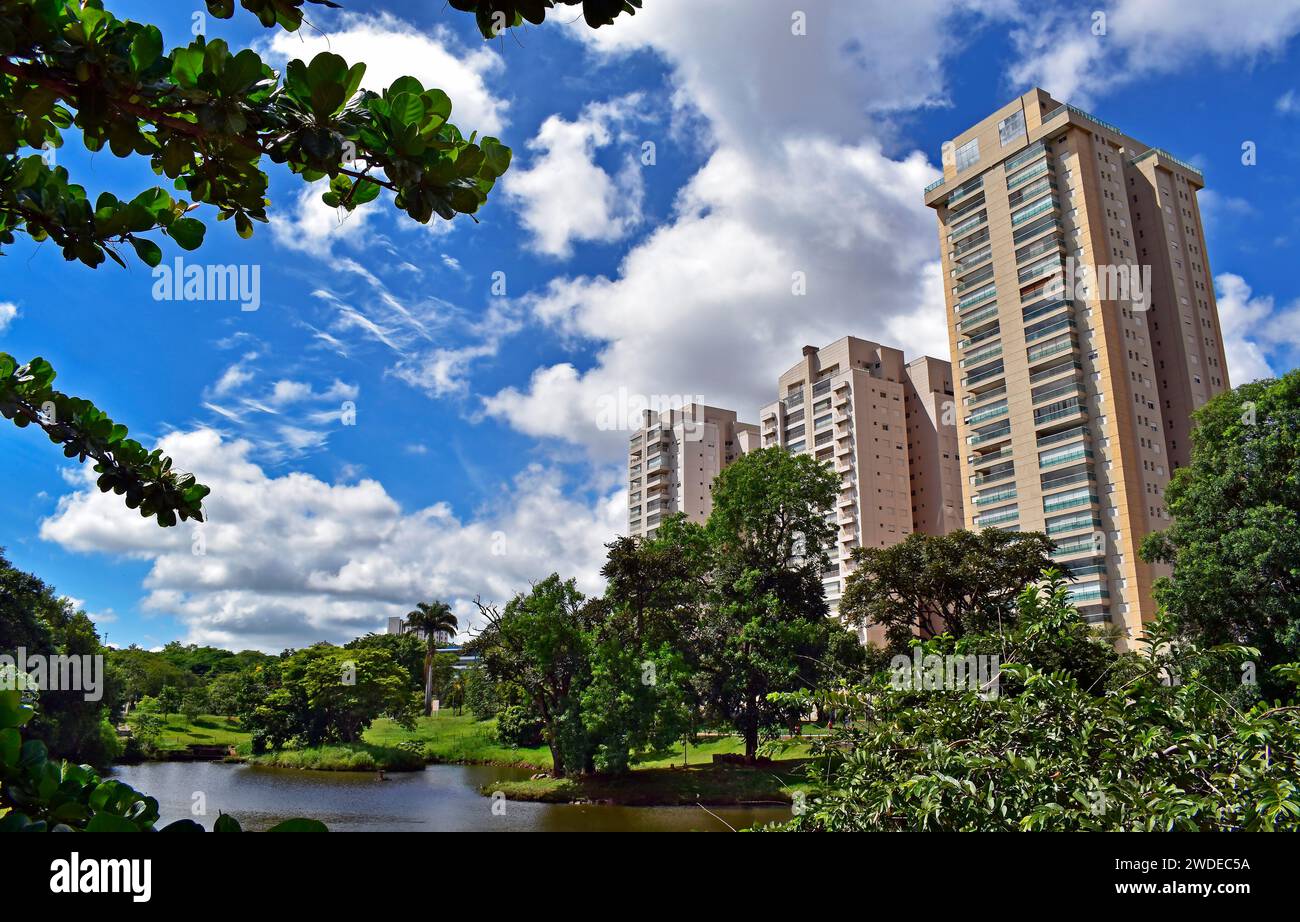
[
  {"left": 998, "top": 110, "right": 1026, "bottom": 146},
  {"left": 955, "top": 138, "right": 980, "bottom": 171}
]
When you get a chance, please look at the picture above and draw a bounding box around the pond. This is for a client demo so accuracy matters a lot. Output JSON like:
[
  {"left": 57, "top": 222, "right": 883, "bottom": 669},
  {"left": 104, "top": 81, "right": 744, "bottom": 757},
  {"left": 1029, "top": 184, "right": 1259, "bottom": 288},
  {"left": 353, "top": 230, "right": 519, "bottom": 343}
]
[{"left": 110, "top": 762, "right": 791, "bottom": 832}]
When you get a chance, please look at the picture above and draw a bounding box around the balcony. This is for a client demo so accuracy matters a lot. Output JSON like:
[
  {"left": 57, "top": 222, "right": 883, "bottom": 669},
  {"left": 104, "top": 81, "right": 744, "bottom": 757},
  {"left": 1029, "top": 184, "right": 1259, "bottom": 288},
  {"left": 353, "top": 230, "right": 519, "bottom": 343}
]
[
  {"left": 970, "top": 445, "right": 1015, "bottom": 469},
  {"left": 1041, "top": 467, "right": 1096, "bottom": 492},
  {"left": 1006, "top": 157, "right": 1051, "bottom": 191},
  {"left": 974, "top": 506, "right": 1020, "bottom": 529},
  {"left": 956, "top": 283, "right": 997, "bottom": 312},
  {"left": 1034, "top": 397, "right": 1088, "bottom": 429},
  {"left": 1036, "top": 424, "right": 1090, "bottom": 450},
  {"left": 1010, "top": 194, "right": 1059, "bottom": 227},
  {"left": 1043, "top": 489, "right": 1098, "bottom": 514},
  {"left": 957, "top": 304, "right": 999, "bottom": 332},
  {"left": 968, "top": 422, "right": 1012, "bottom": 447},
  {"left": 1052, "top": 535, "right": 1101, "bottom": 557},
  {"left": 1025, "top": 316, "right": 1077, "bottom": 345},
  {"left": 1029, "top": 358, "right": 1083, "bottom": 386},
  {"left": 1021, "top": 298, "right": 1072, "bottom": 325},
  {"left": 948, "top": 210, "right": 988, "bottom": 243},
  {"left": 971, "top": 462, "right": 1015, "bottom": 486},
  {"left": 974, "top": 486, "right": 1018, "bottom": 507},
  {"left": 1039, "top": 446, "right": 1093, "bottom": 469},
  {"left": 965, "top": 401, "right": 1008, "bottom": 427},
  {"left": 960, "top": 343, "right": 1003, "bottom": 369},
  {"left": 963, "top": 360, "right": 1006, "bottom": 389},
  {"left": 1027, "top": 335, "right": 1077, "bottom": 366},
  {"left": 1045, "top": 512, "right": 1102, "bottom": 537},
  {"left": 966, "top": 384, "right": 1006, "bottom": 407},
  {"left": 1003, "top": 139, "right": 1050, "bottom": 175}
]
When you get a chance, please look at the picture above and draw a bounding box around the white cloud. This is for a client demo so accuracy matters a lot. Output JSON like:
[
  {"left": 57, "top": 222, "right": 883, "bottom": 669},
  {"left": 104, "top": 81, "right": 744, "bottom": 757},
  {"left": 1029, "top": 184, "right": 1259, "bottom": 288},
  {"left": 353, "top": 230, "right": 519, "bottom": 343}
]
[
  {"left": 1008, "top": 1, "right": 1300, "bottom": 105},
  {"left": 40, "top": 430, "right": 623, "bottom": 652},
  {"left": 1278, "top": 89, "right": 1300, "bottom": 114},
  {"left": 0, "top": 301, "right": 17, "bottom": 332},
  {"left": 503, "top": 95, "right": 648, "bottom": 258},
  {"left": 1214, "top": 273, "right": 1300, "bottom": 384},
  {"left": 484, "top": 0, "right": 965, "bottom": 458}
]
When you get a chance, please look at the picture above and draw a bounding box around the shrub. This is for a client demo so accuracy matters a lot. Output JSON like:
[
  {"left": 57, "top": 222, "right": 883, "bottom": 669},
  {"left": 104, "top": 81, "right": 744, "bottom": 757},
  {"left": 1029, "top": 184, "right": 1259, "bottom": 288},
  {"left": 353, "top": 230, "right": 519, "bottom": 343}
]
[{"left": 495, "top": 705, "right": 544, "bottom": 748}]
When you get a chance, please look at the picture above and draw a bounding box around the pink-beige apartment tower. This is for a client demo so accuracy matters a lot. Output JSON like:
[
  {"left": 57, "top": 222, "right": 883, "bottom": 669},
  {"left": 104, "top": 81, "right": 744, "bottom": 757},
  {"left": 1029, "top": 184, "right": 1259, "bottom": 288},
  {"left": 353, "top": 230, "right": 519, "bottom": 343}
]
[
  {"left": 923, "top": 88, "right": 1230, "bottom": 647},
  {"left": 627, "top": 404, "right": 758, "bottom": 539},
  {"left": 758, "top": 337, "right": 963, "bottom": 642}
]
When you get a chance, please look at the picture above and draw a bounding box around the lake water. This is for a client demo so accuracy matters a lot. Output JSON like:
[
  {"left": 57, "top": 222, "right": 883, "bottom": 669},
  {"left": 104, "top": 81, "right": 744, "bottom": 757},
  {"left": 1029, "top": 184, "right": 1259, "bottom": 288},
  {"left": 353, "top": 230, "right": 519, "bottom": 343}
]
[{"left": 110, "top": 762, "right": 791, "bottom": 832}]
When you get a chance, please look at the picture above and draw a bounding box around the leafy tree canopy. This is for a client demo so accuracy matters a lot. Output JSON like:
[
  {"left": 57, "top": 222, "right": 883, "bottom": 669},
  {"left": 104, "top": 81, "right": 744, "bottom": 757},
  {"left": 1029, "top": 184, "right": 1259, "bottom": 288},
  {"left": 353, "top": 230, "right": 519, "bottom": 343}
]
[
  {"left": 1141, "top": 371, "right": 1300, "bottom": 696},
  {"left": 839, "top": 529, "right": 1057, "bottom": 652}
]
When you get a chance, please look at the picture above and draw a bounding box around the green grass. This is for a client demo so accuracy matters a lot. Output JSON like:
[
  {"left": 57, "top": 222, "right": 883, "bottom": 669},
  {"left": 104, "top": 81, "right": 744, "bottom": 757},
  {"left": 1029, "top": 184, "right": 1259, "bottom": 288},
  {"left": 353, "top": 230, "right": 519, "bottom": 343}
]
[
  {"left": 365, "top": 713, "right": 553, "bottom": 768},
  {"left": 250, "top": 742, "right": 425, "bottom": 772},
  {"left": 484, "top": 761, "right": 810, "bottom": 807},
  {"left": 127, "top": 713, "right": 251, "bottom": 752}
]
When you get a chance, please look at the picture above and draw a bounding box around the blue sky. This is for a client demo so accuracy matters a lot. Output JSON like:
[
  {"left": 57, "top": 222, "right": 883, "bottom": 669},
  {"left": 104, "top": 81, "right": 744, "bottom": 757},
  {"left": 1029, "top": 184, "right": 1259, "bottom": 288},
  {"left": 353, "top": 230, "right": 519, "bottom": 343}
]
[{"left": 1, "top": 0, "right": 1297, "bottom": 651}]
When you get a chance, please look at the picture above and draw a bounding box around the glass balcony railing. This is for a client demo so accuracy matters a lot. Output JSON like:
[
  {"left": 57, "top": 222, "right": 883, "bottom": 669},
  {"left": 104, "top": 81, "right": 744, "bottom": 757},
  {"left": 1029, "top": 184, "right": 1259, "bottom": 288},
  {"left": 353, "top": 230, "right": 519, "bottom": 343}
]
[
  {"left": 1003, "top": 140, "right": 1050, "bottom": 174},
  {"left": 968, "top": 423, "right": 1012, "bottom": 447},
  {"left": 1021, "top": 298, "right": 1072, "bottom": 325},
  {"left": 957, "top": 284, "right": 997, "bottom": 312},
  {"left": 1027, "top": 337, "right": 1076, "bottom": 364},
  {"left": 948, "top": 210, "right": 988, "bottom": 242},
  {"left": 966, "top": 402, "right": 1008, "bottom": 426},
  {"left": 1041, "top": 468, "right": 1096, "bottom": 492},
  {"left": 1029, "top": 358, "right": 1083, "bottom": 385},
  {"left": 972, "top": 463, "right": 1015, "bottom": 486},
  {"left": 1037, "top": 424, "right": 1090, "bottom": 449},
  {"left": 1006, "top": 157, "right": 1051, "bottom": 191},
  {"left": 970, "top": 445, "right": 1015, "bottom": 468},
  {"left": 955, "top": 265, "right": 995, "bottom": 294},
  {"left": 974, "top": 487, "right": 1017, "bottom": 506},
  {"left": 1040, "top": 446, "right": 1093, "bottom": 469},
  {"left": 960, "top": 343, "right": 1003, "bottom": 369},
  {"left": 1043, "top": 490, "right": 1098, "bottom": 514},
  {"left": 950, "top": 228, "right": 991, "bottom": 260},
  {"left": 1034, "top": 400, "right": 1088, "bottom": 428},
  {"left": 1045, "top": 512, "right": 1102, "bottom": 537},
  {"left": 958, "top": 304, "right": 999, "bottom": 331},
  {"left": 1026, "top": 316, "right": 1077, "bottom": 344},
  {"left": 1011, "top": 194, "right": 1058, "bottom": 227},
  {"left": 964, "top": 360, "right": 1006, "bottom": 388},
  {"left": 1012, "top": 214, "right": 1062, "bottom": 246},
  {"left": 974, "top": 507, "right": 1020, "bottom": 528},
  {"left": 966, "top": 384, "right": 1006, "bottom": 407}
]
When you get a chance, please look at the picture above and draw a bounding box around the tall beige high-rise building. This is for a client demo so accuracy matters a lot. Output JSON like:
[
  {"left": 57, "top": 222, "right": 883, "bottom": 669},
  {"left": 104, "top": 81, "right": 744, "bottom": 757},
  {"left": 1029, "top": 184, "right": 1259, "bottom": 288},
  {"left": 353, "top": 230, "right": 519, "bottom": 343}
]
[
  {"left": 627, "top": 404, "right": 758, "bottom": 539},
  {"left": 923, "top": 88, "right": 1230, "bottom": 645},
  {"left": 759, "top": 337, "right": 963, "bottom": 640}
]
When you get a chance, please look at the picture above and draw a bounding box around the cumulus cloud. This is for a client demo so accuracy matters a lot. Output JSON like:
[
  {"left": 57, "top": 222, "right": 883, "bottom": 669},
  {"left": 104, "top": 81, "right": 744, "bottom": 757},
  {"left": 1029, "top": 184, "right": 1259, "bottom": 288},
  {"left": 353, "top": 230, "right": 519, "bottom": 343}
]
[
  {"left": 503, "top": 94, "right": 649, "bottom": 258},
  {"left": 40, "top": 430, "right": 623, "bottom": 651},
  {"left": 483, "top": 0, "right": 973, "bottom": 459},
  {"left": 0, "top": 301, "right": 17, "bottom": 332},
  {"left": 1008, "top": 0, "right": 1300, "bottom": 105},
  {"left": 1214, "top": 273, "right": 1300, "bottom": 384}
]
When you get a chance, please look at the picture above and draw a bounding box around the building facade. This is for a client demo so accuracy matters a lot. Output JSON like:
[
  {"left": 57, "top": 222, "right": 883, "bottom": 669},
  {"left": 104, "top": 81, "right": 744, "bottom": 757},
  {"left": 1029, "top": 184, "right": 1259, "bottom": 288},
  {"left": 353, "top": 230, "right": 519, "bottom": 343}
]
[
  {"left": 923, "top": 88, "right": 1230, "bottom": 645},
  {"left": 758, "top": 337, "right": 963, "bottom": 640},
  {"left": 627, "top": 404, "right": 758, "bottom": 539}
]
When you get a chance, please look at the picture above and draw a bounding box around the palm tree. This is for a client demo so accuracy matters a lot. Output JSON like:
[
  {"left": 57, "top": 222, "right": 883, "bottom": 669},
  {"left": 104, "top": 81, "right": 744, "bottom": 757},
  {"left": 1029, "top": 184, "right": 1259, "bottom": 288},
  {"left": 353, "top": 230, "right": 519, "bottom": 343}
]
[{"left": 406, "top": 601, "right": 458, "bottom": 716}]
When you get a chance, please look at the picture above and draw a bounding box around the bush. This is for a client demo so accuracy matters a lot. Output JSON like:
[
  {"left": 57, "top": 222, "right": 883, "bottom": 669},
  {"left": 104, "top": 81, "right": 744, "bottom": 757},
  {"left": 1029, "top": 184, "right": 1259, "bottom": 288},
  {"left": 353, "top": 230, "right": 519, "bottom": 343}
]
[{"left": 495, "top": 705, "right": 544, "bottom": 748}]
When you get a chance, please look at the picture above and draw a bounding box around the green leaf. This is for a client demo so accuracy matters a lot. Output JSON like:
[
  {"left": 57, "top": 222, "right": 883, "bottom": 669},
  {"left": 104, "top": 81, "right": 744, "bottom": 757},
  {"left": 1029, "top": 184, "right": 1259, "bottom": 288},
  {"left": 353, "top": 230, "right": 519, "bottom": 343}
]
[
  {"left": 130, "top": 237, "right": 163, "bottom": 267},
  {"left": 167, "top": 217, "right": 206, "bottom": 251}
]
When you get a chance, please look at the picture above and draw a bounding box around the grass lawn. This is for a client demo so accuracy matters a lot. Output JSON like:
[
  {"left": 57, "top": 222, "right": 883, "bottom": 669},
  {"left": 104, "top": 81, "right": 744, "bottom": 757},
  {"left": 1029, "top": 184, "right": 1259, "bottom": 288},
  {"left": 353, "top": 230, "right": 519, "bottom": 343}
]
[
  {"left": 365, "top": 713, "right": 552, "bottom": 768},
  {"left": 127, "top": 713, "right": 251, "bottom": 752},
  {"left": 484, "top": 760, "right": 810, "bottom": 807}
]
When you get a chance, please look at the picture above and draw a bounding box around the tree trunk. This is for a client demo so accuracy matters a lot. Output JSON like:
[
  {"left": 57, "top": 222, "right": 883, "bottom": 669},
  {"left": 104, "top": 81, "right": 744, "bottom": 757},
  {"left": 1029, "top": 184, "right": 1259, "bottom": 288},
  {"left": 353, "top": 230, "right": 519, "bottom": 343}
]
[
  {"left": 423, "top": 662, "right": 433, "bottom": 717},
  {"left": 743, "top": 695, "right": 759, "bottom": 761}
]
